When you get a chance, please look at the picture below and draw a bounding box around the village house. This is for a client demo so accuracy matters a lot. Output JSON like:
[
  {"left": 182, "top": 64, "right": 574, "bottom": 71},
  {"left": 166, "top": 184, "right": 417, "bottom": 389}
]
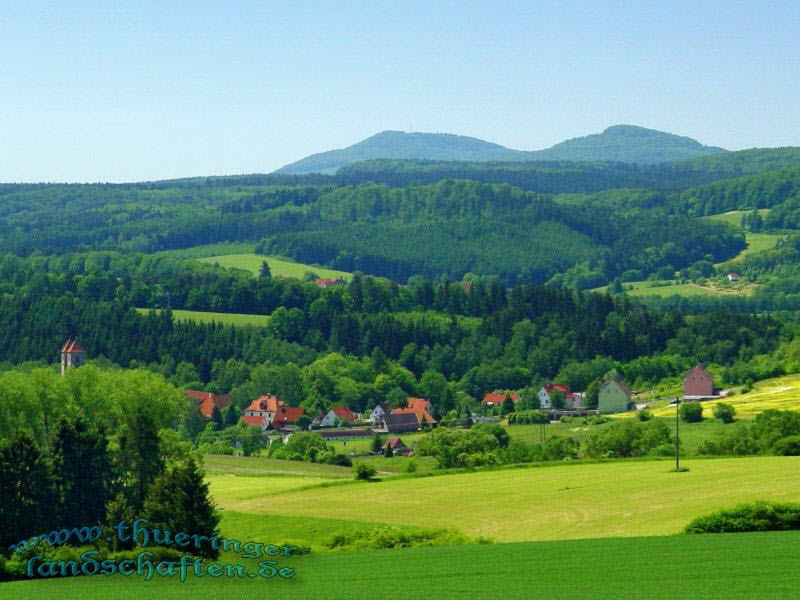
[
  {"left": 391, "top": 398, "right": 436, "bottom": 426},
  {"left": 482, "top": 391, "right": 520, "bottom": 410},
  {"left": 320, "top": 406, "right": 358, "bottom": 427},
  {"left": 185, "top": 390, "right": 231, "bottom": 419},
  {"left": 537, "top": 384, "right": 575, "bottom": 410},
  {"left": 598, "top": 372, "right": 633, "bottom": 414},
  {"left": 369, "top": 403, "right": 390, "bottom": 424},
  {"left": 379, "top": 412, "right": 420, "bottom": 434},
  {"left": 382, "top": 437, "right": 412, "bottom": 456},
  {"left": 60, "top": 338, "right": 87, "bottom": 375},
  {"left": 727, "top": 272, "right": 740, "bottom": 282},
  {"left": 241, "top": 394, "right": 304, "bottom": 430},
  {"left": 683, "top": 364, "right": 718, "bottom": 400}
]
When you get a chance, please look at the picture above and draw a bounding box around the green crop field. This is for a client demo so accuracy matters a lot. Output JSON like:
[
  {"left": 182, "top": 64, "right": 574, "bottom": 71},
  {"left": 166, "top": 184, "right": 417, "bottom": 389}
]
[
  {"left": 202, "top": 455, "right": 354, "bottom": 478},
  {"left": 198, "top": 253, "right": 352, "bottom": 280},
  {"left": 7, "top": 531, "right": 800, "bottom": 599},
  {"left": 135, "top": 308, "right": 269, "bottom": 327},
  {"left": 206, "top": 456, "right": 800, "bottom": 543},
  {"left": 593, "top": 280, "right": 754, "bottom": 298}
]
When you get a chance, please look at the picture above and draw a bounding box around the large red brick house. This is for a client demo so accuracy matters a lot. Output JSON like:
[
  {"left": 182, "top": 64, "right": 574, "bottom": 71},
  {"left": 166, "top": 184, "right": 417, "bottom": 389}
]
[{"left": 683, "top": 364, "right": 716, "bottom": 399}]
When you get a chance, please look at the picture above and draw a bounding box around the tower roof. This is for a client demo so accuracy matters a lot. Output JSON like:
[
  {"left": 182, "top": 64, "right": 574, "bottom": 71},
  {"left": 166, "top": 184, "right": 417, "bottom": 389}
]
[{"left": 61, "top": 338, "right": 86, "bottom": 354}]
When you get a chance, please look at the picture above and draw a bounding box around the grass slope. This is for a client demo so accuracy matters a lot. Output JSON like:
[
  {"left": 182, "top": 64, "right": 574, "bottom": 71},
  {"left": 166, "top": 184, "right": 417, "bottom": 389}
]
[
  {"left": 135, "top": 308, "right": 269, "bottom": 327},
  {"left": 199, "top": 253, "right": 351, "bottom": 280},
  {"left": 208, "top": 456, "right": 800, "bottom": 543},
  {"left": 650, "top": 373, "right": 800, "bottom": 419},
  {"left": 7, "top": 531, "right": 800, "bottom": 599}
]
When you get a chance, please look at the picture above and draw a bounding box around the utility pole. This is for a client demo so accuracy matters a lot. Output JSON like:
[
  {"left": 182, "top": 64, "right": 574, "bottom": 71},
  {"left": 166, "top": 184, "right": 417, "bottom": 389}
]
[{"left": 675, "top": 397, "right": 681, "bottom": 471}]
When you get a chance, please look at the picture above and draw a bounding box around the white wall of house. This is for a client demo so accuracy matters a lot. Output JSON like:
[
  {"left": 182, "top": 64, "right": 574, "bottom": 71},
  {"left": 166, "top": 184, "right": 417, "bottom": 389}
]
[
  {"left": 537, "top": 387, "right": 551, "bottom": 409},
  {"left": 369, "top": 406, "right": 386, "bottom": 423},
  {"left": 320, "top": 410, "right": 340, "bottom": 427}
]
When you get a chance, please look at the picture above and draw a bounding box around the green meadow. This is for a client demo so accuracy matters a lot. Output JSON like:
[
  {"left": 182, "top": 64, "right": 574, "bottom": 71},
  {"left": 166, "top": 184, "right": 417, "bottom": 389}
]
[
  {"left": 199, "top": 253, "right": 352, "bottom": 280},
  {"left": 701, "top": 209, "right": 771, "bottom": 228},
  {"left": 207, "top": 456, "right": 800, "bottom": 543},
  {"left": 7, "top": 525, "right": 800, "bottom": 599},
  {"left": 135, "top": 308, "right": 269, "bottom": 327}
]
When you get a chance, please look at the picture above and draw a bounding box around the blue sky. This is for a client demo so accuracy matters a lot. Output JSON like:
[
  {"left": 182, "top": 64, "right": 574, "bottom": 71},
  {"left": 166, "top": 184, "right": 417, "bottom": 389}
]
[{"left": 1, "top": 1, "right": 799, "bottom": 182}]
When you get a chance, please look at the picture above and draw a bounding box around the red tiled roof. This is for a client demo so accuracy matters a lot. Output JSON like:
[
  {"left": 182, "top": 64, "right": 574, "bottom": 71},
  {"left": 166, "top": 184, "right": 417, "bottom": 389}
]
[
  {"left": 329, "top": 406, "right": 357, "bottom": 422},
  {"left": 406, "top": 397, "right": 432, "bottom": 412},
  {"left": 241, "top": 415, "right": 265, "bottom": 427},
  {"left": 392, "top": 406, "right": 436, "bottom": 424},
  {"left": 185, "top": 390, "right": 231, "bottom": 419},
  {"left": 544, "top": 384, "right": 574, "bottom": 398},
  {"left": 244, "top": 394, "right": 284, "bottom": 414},
  {"left": 61, "top": 338, "right": 86, "bottom": 354},
  {"left": 482, "top": 392, "right": 520, "bottom": 406},
  {"left": 384, "top": 436, "right": 407, "bottom": 449},
  {"left": 272, "top": 406, "right": 306, "bottom": 427}
]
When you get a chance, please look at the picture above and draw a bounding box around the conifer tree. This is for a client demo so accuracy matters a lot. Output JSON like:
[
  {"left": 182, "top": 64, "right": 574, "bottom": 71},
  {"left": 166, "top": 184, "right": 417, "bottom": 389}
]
[
  {"left": 223, "top": 403, "right": 240, "bottom": 427},
  {"left": 211, "top": 405, "right": 224, "bottom": 431},
  {"left": 51, "top": 416, "right": 113, "bottom": 529},
  {"left": 117, "top": 406, "right": 164, "bottom": 512},
  {"left": 143, "top": 458, "right": 221, "bottom": 559}
]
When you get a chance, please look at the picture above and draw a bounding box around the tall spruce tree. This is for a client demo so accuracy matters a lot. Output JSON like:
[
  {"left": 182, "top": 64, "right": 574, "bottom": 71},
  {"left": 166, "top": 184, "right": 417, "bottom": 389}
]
[
  {"left": 211, "top": 405, "right": 224, "bottom": 431},
  {"left": 0, "top": 432, "right": 56, "bottom": 552},
  {"left": 142, "top": 458, "right": 221, "bottom": 559},
  {"left": 223, "top": 403, "right": 240, "bottom": 427},
  {"left": 51, "top": 416, "right": 113, "bottom": 529},
  {"left": 117, "top": 405, "right": 164, "bottom": 512}
]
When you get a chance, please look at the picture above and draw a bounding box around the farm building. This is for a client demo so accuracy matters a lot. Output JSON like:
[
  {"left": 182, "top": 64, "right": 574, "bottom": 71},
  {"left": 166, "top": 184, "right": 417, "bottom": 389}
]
[
  {"left": 379, "top": 412, "right": 420, "bottom": 434},
  {"left": 382, "top": 437, "right": 412, "bottom": 456},
  {"left": 727, "top": 272, "right": 740, "bottom": 282},
  {"left": 598, "top": 373, "right": 633, "bottom": 414},
  {"left": 683, "top": 364, "right": 718, "bottom": 400},
  {"left": 538, "top": 384, "right": 575, "bottom": 410}
]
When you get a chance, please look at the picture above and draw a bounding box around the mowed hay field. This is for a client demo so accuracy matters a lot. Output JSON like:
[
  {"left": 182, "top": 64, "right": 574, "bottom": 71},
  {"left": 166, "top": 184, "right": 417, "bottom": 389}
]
[
  {"left": 207, "top": 456, "right": 800, "bottom": 543},
  {"left": 135, "top": 308, "right": 269, "bottom": 327},
  {"left": 199, "top": 253, "right": 351, "bottom": 280},
  {"left": 7, "top": 531, "right": 800, "bottom": 599}
]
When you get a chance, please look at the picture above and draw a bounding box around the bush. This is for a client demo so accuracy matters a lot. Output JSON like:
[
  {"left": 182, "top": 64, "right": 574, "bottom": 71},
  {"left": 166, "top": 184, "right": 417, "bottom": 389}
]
[
  {"left": 637, "top": 409, "right": 653, "bottom": 421},
  {"left": 325, "top": 453, "right": 353, "bottom": 466},
  {"left": 712, "top": 402, "right": 736, "bottom": 423},
  {"left": 585, "top": 419, "right": 672, "bottom": 458},
  {"left": 685, "top": 501, "right": 800, "bottom": 533},
  {"left": 325, "top": 525, "right": 491, "bottom": 551},
  {"left": 353, "top": 462, "right": 377, "bottom": 480},
  {"left": 539, "top": 436, "right": 579, "bottom": 461},
  {"left": 680, "top": 402, "right": 703, "bottom": 423},
  {"left": 774, "top": 435, "right": 800, "bottom": 456},
  {"left": 405, "top": 460, "right": 418, "bottom": 473}
]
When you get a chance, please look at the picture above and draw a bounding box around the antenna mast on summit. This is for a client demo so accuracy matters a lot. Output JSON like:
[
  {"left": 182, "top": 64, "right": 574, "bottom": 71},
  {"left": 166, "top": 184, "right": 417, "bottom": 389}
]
[{"left": 409, "top": 123, "right": 413, "bottom": 133}]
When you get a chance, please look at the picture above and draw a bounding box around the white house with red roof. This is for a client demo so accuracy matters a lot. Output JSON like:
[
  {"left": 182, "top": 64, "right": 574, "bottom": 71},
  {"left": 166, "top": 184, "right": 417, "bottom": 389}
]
[
  {"left": 241, "top": 394, "right": 305, "bottom": 431},
  {"left": 60, "top": 338, "right": 87, "bottom": 375},
  {"left": 537, "top": 384, "right": 575, "bottom": 410},
  {"left": 320, "top": 406, "right": 358, "bottom": 427}
]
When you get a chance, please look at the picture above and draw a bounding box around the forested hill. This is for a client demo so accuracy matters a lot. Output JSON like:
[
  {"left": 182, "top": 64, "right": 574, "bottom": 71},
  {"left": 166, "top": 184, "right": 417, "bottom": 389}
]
[
  {"left": 274, "top": 131, "right": 529, "bottom": 175},
  {"left": 274, "top": 125, "right": 726, "bottom": 174},
  {"left": 528, "top": 125, "right": 726, "bottom": 163}
]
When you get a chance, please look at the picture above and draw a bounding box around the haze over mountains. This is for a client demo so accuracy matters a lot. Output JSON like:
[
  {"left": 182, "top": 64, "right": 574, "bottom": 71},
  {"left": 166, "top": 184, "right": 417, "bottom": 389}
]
[{"left": 275, "top": 125, "right": 728, "bottom": 174}]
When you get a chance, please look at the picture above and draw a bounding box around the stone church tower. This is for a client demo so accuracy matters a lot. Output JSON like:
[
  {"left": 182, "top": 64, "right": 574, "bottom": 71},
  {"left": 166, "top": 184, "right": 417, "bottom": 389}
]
[{"left": 60, "top": 338, "right": 87, "bottom": 375}]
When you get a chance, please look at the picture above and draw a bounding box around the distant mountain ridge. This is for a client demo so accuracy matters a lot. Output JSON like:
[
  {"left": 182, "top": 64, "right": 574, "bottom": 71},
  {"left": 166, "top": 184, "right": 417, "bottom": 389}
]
[{"left": 274, "top": 125, "right": 727, "bottom": 174}]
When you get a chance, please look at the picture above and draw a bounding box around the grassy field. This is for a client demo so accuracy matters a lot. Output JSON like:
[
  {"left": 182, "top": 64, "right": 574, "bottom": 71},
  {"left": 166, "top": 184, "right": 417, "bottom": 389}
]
[
  {"left": 702, "top": 209, "right": 770, "bottom": 228},
  {"left": 199, "top": 253, "right": 352, "bottom": 280},
  {"left": 202, "top": 455, "right": 354, "bottom": 478},
  {"left": 7, "top": 528, "right": 800, "bottom": 598},
  {"left": 724, "top": 232, "right": 785, "bottom": 264},
  {"left": 206, "top": 456, "right": 800, "bottom": 543},
  {"left": 135, "top": 308, "right": 270, "bottom": 327}
]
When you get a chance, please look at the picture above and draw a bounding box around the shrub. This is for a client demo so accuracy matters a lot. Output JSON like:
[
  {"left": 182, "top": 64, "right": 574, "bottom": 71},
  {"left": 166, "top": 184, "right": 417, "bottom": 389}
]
[
  {"left": 712, "top": 402, "right": 736, "bottom": 423},
  {"left": 637, "top": 409, "right": 653, "bottom": 421},
  {"left": 325, "top": 525, "right": 491, "bottom": 551},
  {"left": 685, "top": 501, "right": 800, "bottom": 534},
  {"left": 405, "top": 460, "right": 418, "bottom": 473},
  {"left": 774, "top": 435, "right": 800, "bottom": 456},
  {"left": 325, "top": 453, "right": 352, "bottom": 466},
  {"left": 353, "top": 462, "right": 377, "bottom": 480},
  {"left": 540, "top": 436, "right": 579, "bottom": 461},
  {"left": 584, "top": 419, "right": 672, "bottom": 458},
  {"left": 680, "top": 402, "right": 703, "bottom": 423}
]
